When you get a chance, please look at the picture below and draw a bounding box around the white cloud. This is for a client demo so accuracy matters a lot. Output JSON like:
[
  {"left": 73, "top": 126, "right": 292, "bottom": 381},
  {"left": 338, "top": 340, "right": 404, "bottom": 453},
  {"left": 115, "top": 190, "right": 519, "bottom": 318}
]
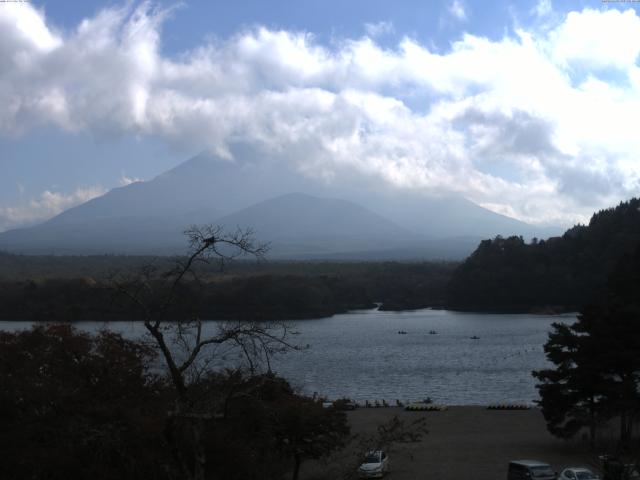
[
  {"left": 1, "top": 3, "right": 640, "bottom": 226},
  {"left": 0, "top": 186, "right": 106, "bottom": 232},
  {"left": 448, "top": 1, "right": 468, "bottom": 22},
  {"left": 364, "top": 21, "right": 394, "bottom": 37},
  {"left": 549, "top": 8, "right": 640, "bottom": 69},
  {"left": 533, "top": 0, "right": 552, "bottom": 18},
  {"left": 119, "top": 174, "right": 141, "bottom": 186}
]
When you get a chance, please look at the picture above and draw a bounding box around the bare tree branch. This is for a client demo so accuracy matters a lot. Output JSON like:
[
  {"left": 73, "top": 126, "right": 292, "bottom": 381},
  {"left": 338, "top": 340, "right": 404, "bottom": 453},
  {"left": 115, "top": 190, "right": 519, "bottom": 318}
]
[{"left": 108, "top": 224, "right": 292, "bottom": 480}]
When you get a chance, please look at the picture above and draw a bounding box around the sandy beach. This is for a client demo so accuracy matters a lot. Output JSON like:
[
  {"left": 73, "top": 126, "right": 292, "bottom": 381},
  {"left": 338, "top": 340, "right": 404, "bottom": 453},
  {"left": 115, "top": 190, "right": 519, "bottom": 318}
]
[{"left": 303, "top": 406, "right": 601, "bottom": 480}]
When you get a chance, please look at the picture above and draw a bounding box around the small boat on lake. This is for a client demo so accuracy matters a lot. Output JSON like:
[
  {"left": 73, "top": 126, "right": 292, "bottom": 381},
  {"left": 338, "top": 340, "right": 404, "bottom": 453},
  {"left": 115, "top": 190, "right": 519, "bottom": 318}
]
[{"left": 470, "top": 335, "right": 480, "bottom": 340}]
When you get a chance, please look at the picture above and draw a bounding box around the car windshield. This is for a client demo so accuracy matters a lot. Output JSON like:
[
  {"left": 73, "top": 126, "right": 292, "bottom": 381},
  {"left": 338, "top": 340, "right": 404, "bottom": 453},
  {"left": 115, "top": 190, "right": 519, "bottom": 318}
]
[
  {"left": 576, "top": 472, "right": 598, "bottom": 480},
  {"left": 531, "top": 466, "right": 555, "bottom": 477},
  {"left": 364, "top": 453, "right": 380, "bottom": 464}
]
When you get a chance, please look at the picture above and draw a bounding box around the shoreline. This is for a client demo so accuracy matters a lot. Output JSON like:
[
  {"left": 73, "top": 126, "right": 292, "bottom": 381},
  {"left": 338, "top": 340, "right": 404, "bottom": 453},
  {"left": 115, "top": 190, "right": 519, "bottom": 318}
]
[{"left": 0, "top": 305, "right": 579, "bottom": 323}]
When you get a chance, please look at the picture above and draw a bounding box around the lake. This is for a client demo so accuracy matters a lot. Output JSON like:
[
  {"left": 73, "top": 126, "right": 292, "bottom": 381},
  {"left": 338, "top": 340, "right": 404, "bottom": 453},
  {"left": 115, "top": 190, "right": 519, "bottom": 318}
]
[{"left": 0, "top": 308, "right": 575, "bottom": 405}]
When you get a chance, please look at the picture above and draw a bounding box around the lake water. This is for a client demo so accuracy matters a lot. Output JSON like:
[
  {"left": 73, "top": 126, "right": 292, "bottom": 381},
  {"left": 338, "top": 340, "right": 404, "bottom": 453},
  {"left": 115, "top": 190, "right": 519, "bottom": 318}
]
[{"left": 0, "top": 308, "right": 575, "bottom": 405}]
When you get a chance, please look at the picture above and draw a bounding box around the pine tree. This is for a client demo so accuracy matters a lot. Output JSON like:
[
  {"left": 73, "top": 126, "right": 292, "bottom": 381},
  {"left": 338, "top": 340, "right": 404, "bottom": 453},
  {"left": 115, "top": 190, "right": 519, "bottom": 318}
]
[
  {"left": 533, "top": 243, "right": 640, "bottom": 447},
  {"left": 533, "top": 320, "right": 609, "bottom": 446}
]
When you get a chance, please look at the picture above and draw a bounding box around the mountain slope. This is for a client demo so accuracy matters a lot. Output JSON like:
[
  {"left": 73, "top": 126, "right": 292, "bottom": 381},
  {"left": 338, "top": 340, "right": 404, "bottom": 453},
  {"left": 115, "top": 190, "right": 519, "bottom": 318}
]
[
  {"left": 0, "top": 152, "right": 307, "bottom": 254},
  {"left": 215, "top": 192, "right": 418, "bottom": 256},
  {"left": 48, "top": 151, "right": 305, "bottom": 225},
  {"left": 349, "top": 192, "right": 559, "bottom": 239}
]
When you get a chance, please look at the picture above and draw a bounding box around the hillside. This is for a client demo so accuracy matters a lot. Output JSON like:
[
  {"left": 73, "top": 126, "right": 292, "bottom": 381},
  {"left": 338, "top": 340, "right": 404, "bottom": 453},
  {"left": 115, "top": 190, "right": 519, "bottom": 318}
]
[
  {"left": 214, "top": 192, "right": 417, "bottom": 255},
  {"left": 446, "top": 198, "right": 640, "bottom": 312}
]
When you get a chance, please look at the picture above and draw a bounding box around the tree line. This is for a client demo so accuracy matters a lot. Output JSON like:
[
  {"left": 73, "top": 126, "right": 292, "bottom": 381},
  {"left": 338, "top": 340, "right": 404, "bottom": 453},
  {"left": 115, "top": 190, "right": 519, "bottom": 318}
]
[
  {"left": 447, "top": 198, "right": 640, "bottom": 312},
  {"left": 0, "top": 261, "right": 454, "bottom": 321}
]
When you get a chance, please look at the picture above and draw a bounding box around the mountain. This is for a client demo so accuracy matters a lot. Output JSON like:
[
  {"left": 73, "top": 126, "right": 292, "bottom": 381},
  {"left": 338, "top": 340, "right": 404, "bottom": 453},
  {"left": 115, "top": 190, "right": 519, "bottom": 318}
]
[
  {"left": 0, "top": 151, "right": 556, "bottom": 258},
  {"left": 0, "top": 152, "right": 308, "bottom": 254},
  {"left": 214, "top": 193, "right": 417, "bottom": 256}
]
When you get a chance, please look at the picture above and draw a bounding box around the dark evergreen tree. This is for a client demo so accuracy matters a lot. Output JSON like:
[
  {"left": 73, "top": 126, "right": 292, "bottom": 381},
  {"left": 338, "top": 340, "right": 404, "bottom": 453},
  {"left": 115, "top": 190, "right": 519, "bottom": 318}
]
[
  {"left": 533, "top": 243, "right": 640, "bottom": 447},
  {"left": 533, "top": 320, "right": 610, "bottom": 446}
]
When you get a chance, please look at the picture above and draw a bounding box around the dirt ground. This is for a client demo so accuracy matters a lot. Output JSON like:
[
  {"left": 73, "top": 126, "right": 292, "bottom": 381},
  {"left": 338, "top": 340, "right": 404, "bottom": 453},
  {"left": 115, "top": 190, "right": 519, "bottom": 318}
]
[{"left": 302, "top": 406, "right": 602, "bottom": 480}]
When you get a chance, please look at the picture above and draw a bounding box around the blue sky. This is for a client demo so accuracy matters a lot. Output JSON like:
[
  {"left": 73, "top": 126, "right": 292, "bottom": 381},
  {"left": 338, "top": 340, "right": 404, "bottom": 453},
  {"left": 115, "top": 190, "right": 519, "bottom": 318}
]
[
  {"left": 1, "top": 0, "right": 640, "bottom": 230},
  {"left": 32, "top": 0, "right": 533, "bottom": 51}
]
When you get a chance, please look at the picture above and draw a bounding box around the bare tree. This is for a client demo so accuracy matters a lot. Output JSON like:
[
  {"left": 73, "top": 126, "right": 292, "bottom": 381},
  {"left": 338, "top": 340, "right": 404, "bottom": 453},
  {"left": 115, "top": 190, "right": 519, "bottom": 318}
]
[{"left": 111, "top": 225, "right": 298, "bottom": 480}]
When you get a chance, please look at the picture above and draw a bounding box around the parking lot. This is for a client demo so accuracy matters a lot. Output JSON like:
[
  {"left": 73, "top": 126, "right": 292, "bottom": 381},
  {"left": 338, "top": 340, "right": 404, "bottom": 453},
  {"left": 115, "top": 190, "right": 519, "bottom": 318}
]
[{"left": 302, "top": 406, "right": 601, "bottom": 480}]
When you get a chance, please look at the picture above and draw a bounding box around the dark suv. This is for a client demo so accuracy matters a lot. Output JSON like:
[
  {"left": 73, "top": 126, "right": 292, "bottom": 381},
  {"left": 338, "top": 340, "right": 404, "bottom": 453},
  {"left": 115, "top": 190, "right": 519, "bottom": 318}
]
[{"left": 509, "top": 460, "right": 557, "bottom": 480}]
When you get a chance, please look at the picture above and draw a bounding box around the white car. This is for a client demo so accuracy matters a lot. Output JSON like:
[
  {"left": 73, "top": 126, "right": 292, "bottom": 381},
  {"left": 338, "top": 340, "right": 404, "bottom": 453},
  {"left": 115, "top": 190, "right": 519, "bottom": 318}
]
[
  {"left": 559, "top": 468, "right": 600, "bottom": 480},
  {"left": 358, "top": 450, "right": 389, "bottom": 478}
]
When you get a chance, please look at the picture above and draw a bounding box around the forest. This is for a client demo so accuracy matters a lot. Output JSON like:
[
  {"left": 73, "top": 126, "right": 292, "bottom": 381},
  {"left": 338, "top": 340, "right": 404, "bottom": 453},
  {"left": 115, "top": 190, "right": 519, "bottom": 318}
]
[
  {"left": 447, "top": 198, "right": 640, "bottom": 312},
  {"left": 0, "top": 256, "right": 454, "bottom": 321}
]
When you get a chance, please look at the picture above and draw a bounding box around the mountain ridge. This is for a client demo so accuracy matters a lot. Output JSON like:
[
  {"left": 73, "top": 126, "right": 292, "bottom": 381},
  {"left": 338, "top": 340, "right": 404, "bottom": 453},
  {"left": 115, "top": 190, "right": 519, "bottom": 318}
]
[{"left": 0, "top": 152, "right": 559, "bottom": 258}]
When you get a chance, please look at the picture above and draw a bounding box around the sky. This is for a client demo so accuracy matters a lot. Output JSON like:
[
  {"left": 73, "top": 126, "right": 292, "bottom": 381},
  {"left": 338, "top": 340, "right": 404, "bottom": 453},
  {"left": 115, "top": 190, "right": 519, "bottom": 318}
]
[{"left": 1, "top": 0, "right": 640, "bottom": 231}]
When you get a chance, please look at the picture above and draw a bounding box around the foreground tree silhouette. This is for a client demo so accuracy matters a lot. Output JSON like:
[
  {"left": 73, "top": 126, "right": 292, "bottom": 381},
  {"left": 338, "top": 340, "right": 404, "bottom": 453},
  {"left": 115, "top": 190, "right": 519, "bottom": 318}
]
[
  {"left": 112, "top": 225, "right": 298, "bottom": 480},
  {"left": 0, "top": 325, "right": 348, "bottom": 480},
  {"left": 198, "top": 370, "right": 349, "bottom": 480},
  {"left": 534, "top": 244, "right": 640, "bottom": 450},
  {"left": 533, "top": 317, "right": 609, "bottom": 447},
  {"left": 278, "top": 396, "right": 350, "bottom": 480},
  {"left": 0, "top": 325, "right": 166, "bottom": 480}
]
